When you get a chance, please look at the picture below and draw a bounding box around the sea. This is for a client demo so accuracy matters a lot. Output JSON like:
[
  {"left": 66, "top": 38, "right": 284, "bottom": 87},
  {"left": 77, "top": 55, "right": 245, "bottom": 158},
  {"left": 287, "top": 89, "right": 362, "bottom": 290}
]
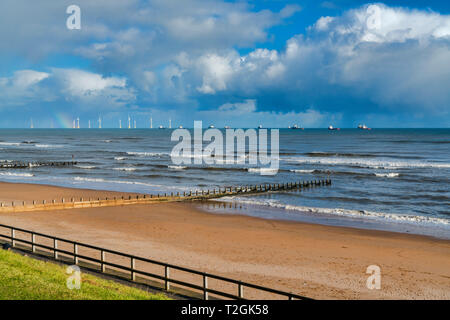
[{"left": 0, "top": 128, "right": 448, "bottom": 239}]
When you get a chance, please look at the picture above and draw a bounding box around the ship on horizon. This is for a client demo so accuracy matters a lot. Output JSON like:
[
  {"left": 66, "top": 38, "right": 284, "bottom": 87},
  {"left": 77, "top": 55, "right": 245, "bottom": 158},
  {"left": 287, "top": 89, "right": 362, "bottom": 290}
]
[{"left": 358, "top": 124, "right": 371, "bottom": 130}]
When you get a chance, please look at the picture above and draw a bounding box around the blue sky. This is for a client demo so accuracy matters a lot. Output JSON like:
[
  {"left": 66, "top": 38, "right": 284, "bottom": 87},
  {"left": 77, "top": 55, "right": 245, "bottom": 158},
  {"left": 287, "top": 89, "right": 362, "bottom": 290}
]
[{"left": 0, "top": 0, "right": 449, "bottom": 128}]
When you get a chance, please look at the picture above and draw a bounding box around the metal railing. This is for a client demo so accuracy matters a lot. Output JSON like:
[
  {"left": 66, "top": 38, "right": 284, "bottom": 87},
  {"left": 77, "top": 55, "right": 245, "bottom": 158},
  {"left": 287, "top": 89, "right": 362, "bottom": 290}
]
[{"left": 0, "top": 223, "right": 312, "bottom": 300}]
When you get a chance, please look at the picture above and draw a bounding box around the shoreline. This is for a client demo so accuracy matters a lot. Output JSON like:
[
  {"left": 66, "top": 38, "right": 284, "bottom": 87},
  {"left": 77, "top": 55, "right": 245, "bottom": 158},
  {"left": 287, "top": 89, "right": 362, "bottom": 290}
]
[
  {"left": 199, "top": 199, "right": 450, "bottom": 240},
  {"left": 0, "top": 181, "right": 449, "bottom": 299},
  {"left": 1, "top": 178, "right": 447, "bottom": 240}
]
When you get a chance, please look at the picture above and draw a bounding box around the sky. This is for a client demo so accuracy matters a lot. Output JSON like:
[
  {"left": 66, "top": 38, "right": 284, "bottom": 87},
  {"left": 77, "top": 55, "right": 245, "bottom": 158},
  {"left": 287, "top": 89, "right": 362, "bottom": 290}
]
[{"left": 0, "top": 0, "right": 449, "bottom": 128}]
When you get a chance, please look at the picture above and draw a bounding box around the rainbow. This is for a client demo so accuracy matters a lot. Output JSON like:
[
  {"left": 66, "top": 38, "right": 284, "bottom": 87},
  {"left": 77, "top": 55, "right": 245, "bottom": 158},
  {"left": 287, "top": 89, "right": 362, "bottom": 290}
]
[{"left": 54, "top": 113, "right": 75, "bottom": 128}]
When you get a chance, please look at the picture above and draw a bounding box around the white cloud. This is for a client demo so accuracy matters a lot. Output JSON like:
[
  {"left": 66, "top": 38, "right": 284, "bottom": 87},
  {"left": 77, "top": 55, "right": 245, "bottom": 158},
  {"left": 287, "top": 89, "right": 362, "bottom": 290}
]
[
  {"left": 11, "top": 70, "right": 50, "bottom": 88},
  {"left": 172, "top": 4, "right": 450, "bottom": 118},
  {"left": 0, "top": 70, "right": 52, "bottom": 106},
  {"left": 52, "top": 69, "right": 127, "bottom": 96},
  {"left": 196, "top": 53, "right": 239, "bottom": 94},
  {"left": 199, "top": 100, "right": 340, "bottom": 127},
  {"left": 314, "top": 16, "right": 334, "bottom": 31},
  {"left": 218, "top": 99, "right": 257, "bottom": 114},
  {"left": 0, "top": 68, "right": 135, "bottom": 111}
]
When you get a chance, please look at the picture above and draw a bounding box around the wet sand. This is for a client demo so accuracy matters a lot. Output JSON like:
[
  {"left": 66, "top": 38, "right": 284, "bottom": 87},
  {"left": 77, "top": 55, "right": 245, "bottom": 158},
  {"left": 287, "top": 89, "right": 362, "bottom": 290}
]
[
  {"left": 0, "top": 181, "right": 449, "bottom": 299},
  {"left": 0, "top": 181, "right": 142, "bottom": 205}
]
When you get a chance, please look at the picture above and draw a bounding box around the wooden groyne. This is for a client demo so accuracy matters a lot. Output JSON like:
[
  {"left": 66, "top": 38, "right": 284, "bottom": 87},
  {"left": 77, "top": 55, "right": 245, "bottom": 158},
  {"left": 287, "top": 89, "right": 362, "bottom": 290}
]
[
  {"left": 0, "top": 179, "right": 331, "bottom": 213},
  {"left": 0, "top": 161, "right": 77, "bottom": 169}
]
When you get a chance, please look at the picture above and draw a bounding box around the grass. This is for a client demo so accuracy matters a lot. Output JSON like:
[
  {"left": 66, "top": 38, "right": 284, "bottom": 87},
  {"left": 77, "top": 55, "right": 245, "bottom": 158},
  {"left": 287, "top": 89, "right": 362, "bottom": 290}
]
[{"left": 0, "top": 248, "right": 169, "bottom": 300}]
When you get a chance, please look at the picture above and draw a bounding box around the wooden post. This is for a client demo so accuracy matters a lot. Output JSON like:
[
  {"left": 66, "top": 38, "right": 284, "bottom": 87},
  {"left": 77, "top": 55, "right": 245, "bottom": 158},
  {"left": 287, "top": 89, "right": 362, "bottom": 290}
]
[
  {"left": 74, "top": 244, "right": 78, "bottom": 264},
  {"left": 165, "top": 266, "right": 170, "bottom": 291},
  {"left": 32, "top": 233, "right": 36, "bottom": 253},
  {"left": 101, "top": 250, "right": 106, "bottom": 272},
  {"left": 239, "top": 283, "right": 244, "bottom": 299},
  {"left": 203, "top": 275, "right": 209, "bottom": 300},
  {"left": 54, "top": 239, "right": 58, "bottom": 259},
  {"left": 131, "top": 258, "right": 136, "bottom": 281},
  {"left": 11, "top": 228, "right": 15, "bottom": 247}
]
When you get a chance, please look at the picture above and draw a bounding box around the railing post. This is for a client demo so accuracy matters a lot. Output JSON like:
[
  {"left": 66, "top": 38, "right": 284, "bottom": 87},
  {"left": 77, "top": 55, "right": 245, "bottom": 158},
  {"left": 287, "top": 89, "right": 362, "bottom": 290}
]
[
  {"left": 239, "top": 282, "right": 244, "bottom": 299},
  {"left": 54, "top": 239, "right": 58, "bottom": 259},
  {"left": 31, "top": 233, "right": 36, "bottom": 253},
  {"left": 11, "top": 228, "right": 15, "bottom": 247},
  {"left": 101, "top": 250, "right": 106, "bottom": 272},
  {"left": 74, "top": 243, "right": 78, "bottom": 264},
  {"left": 131, "top": 257, "right": 136, "bottom": 281},
  {"left": 203, "top": 275, "right": 209, "bottom": 300},
  {"left": 165, "top": 266, "right": 170, "bottom": 291}
]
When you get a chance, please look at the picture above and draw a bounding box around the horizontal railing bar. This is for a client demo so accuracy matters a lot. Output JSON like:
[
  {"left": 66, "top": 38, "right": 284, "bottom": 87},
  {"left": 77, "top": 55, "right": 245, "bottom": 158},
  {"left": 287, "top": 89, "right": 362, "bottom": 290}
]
[
  {"left": 0, "top": 235, "right": 240, "bottom": 300},
  {"left": 0, "top": 223, "right": 310, "bottom": 300}
]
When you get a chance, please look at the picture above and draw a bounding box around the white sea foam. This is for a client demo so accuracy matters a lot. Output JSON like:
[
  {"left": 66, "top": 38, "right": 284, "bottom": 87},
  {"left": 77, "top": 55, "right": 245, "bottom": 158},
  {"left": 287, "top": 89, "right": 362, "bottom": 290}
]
[
  {"left": 168, "top": 165, "right": 187, "bottom": 170},
  {"left": 127, "top": 151, "right": 169, "bottom": 157},
  {"left": 216, "top": 197, "right": 450, "bottom": 227},
  {"left": 247, "top": 168, "right": 278, "bottom": 174},
  {"left": 0, "top": 172, "right": 34, "bottom": 177},
  {"left": 290, "top": 169, "right": 315, "bottom": 173},
  {"left": 284, "top": 156, "right": 450, "bottom": 169},
  {"left": 0, "top": 142, "right": 21, "bottom": 146},
  {"left": 72, "top": 176, "right": 182, "bottom": 190},
  {"left": 113, "top": 167, "right": 136, "bottom": 171},
  {"left": 75, "top": 165, "right": 96, "bottom": 169},
  {"left": 114, "top": 157, "right": 126, "bottom": 161},
  {"left": 35, "top": 144, "right": 63, "bottom": 148},
  {"left": 374, "top": 173, "right": 400, "bottom": 178}
]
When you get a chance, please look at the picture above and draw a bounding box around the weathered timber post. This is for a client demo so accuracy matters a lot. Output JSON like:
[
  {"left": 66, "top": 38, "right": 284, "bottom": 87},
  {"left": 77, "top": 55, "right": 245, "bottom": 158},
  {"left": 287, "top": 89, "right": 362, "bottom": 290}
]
[
  {"left": 131, "top": 258, "right": 136, "bottom": 281},
  {"left": 165, "top": 266, "right": 170, "bottom": 291},
  {"left": 203, "top": 275, "right": 209, "bottom": 300}
]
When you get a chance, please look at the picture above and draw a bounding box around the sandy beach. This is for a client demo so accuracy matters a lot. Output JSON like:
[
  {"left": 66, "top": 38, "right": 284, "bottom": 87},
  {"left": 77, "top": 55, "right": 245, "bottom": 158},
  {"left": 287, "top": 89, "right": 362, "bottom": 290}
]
[{"left": 0, "top": 181, "right": 449, "bottom": 299}]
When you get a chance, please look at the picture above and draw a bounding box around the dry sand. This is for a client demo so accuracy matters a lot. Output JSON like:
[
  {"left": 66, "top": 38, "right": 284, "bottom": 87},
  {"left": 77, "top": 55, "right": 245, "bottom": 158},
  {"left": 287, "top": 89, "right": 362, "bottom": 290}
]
[{"left": 0, "top": 181, "right": 449, "bottom": 299}]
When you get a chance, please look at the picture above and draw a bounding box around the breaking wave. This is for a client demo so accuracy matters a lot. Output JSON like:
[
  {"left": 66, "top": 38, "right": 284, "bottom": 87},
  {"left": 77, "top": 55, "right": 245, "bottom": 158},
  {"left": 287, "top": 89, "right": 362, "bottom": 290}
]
[
  {"left": 216, "top": 197, "right": 450, "bottom": 227},
  {"left": 0, "top": 172, "right": 34, "bottom": 177},
  {"left": 284, "top": 156, "right": 450, "bottom": 169}
]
